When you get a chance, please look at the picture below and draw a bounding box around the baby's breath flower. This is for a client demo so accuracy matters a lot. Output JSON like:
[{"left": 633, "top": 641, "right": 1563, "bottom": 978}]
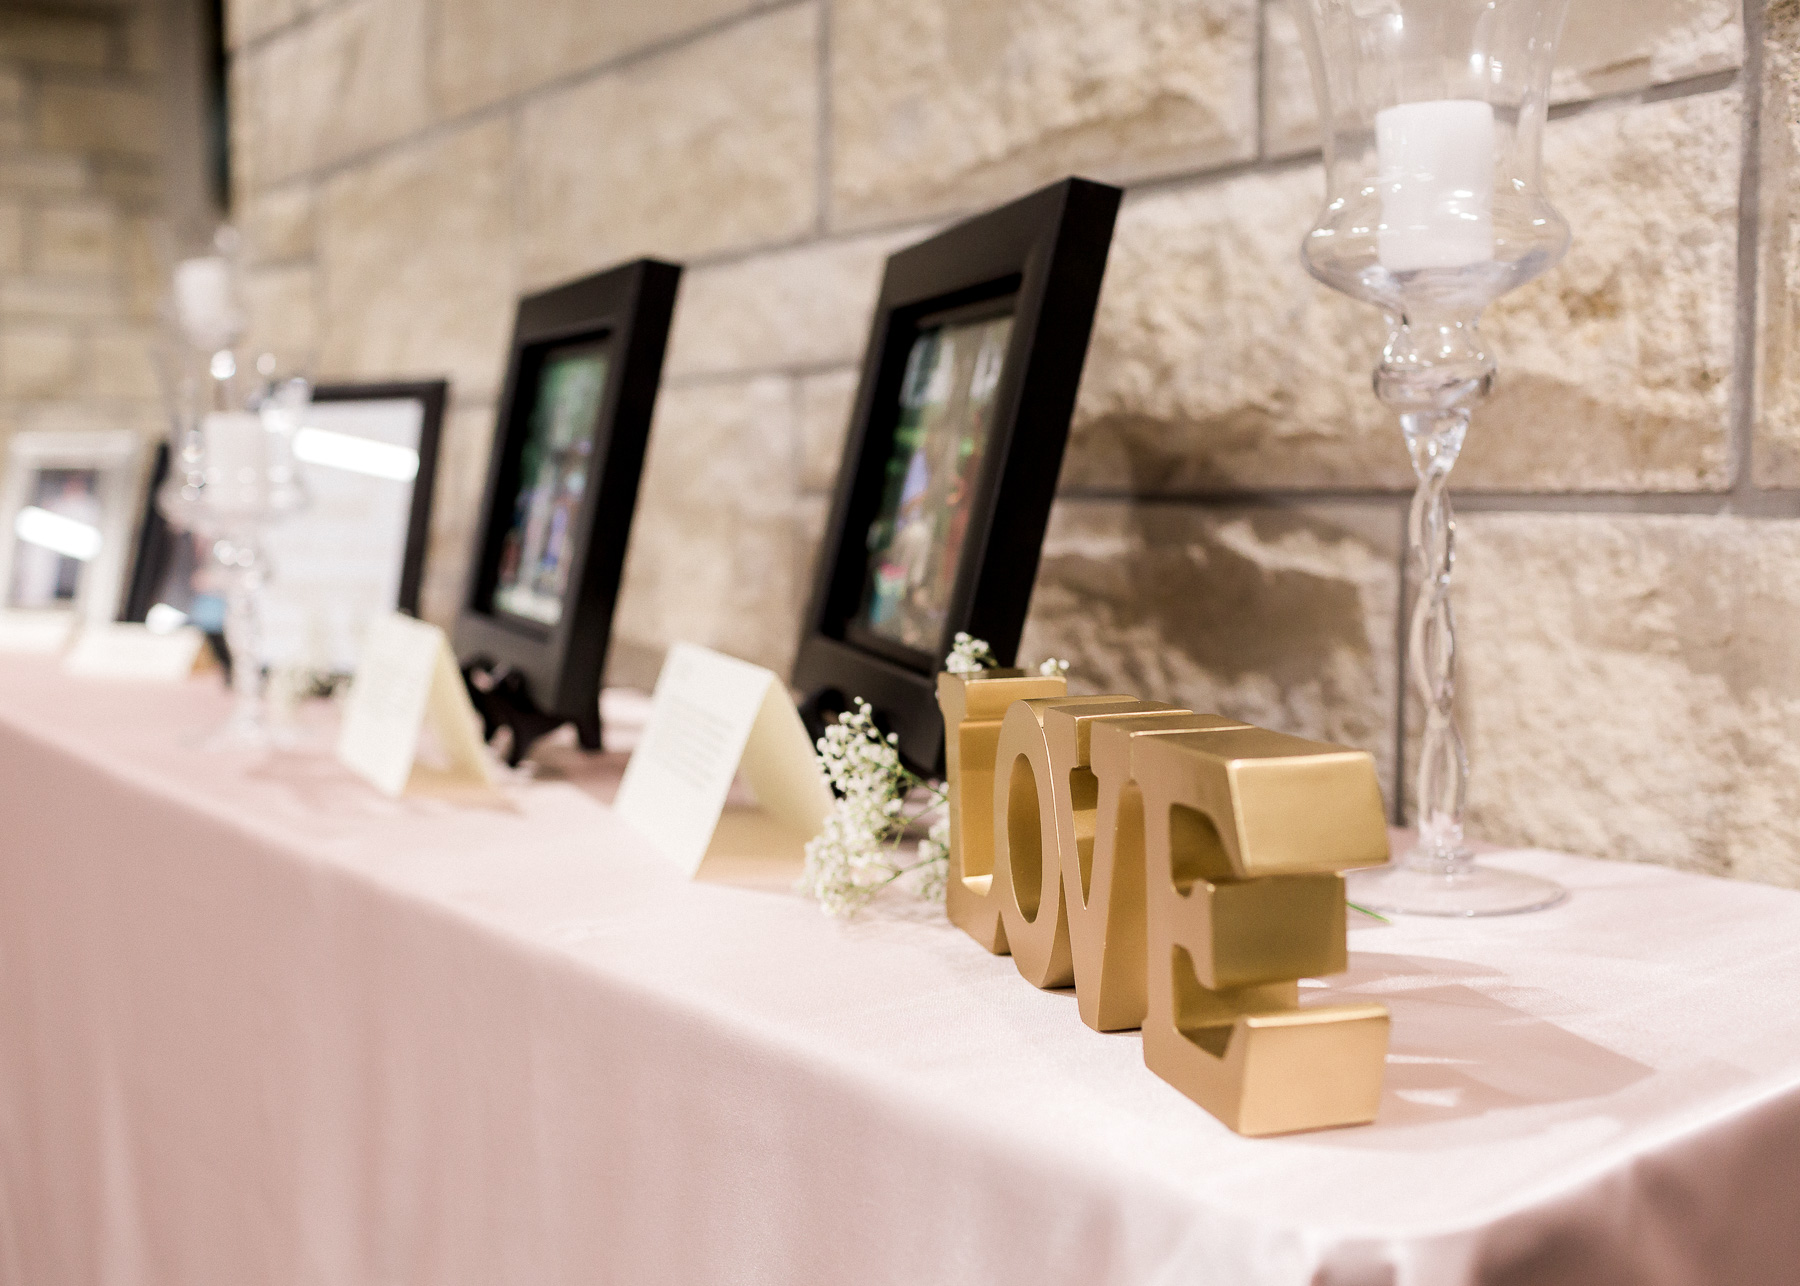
[
  {"left": 1037, "top": 657, "right": 1071, "bottom": 678},
  {"left": 800, "top": 698, "right": 950, "bottom": 917},
  {"left": 944, "top": 632, "right": 998, "bottom": 676}
]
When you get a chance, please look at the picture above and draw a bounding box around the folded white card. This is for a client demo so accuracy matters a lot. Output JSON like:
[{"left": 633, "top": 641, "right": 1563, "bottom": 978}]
[
  {"left": 615, "top": 642, "right": 833, "bottom": 877},
  {"left": 336, "top": 612, "right": 495, "bottom": 798},
  {"left": 63, "top": 624, "right": 209, "bottom": 681},
  {"left": 0, "top": 610, "right": 76, "bottom": 655}
]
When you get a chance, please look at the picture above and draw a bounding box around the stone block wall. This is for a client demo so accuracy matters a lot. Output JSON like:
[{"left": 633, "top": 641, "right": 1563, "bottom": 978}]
[
  {"left": 0, "top": 1, "right": 175, "bottom": 460},
  {"left": 223, "top": 0, "right": 1800, "bottom": 887}
]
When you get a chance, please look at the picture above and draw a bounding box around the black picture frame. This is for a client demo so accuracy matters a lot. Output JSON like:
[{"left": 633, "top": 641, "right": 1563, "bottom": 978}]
[
  {"left": 121, "top": 379, "right": 449, "bottom": 645},
  {"left": 452, "top": 258, "right": 681, "bottom": 756},
  {"left": 792, "top": 176, "right": 1122, "bottom": 776},
  {"left": 312, "top": 379, "right": 448, "bottom": 617}
]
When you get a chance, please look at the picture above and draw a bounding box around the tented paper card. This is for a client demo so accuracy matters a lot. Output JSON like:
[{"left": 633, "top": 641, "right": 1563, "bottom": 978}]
[
  {"left": 337, "top": 612, "right": 494, "bottom": 798},
  {"left": 63, "top": 624, "right": 208, "bottom": 681},
  {"left": 615, "top": 642, "right": 833, "bottom": 876},
  {"left": 0, "top": 610, "right": 75, "bottom": 655}
]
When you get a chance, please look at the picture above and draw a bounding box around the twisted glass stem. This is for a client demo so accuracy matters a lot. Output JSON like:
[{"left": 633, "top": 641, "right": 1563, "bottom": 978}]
[
  {"left": 1402, "top": 410, "right": 1469, "bottom": 868},
  {"left": 214, "top": 532, "right": 268, "bottom": 739},
  {"left": 1376, "top": 313, "right": 1491, "bottom": 870}
]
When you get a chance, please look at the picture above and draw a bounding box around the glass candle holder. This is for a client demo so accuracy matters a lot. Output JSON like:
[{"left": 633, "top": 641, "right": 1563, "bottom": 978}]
[{"left": 1295, "top": 0, "right": 1571, "bottom": 915}]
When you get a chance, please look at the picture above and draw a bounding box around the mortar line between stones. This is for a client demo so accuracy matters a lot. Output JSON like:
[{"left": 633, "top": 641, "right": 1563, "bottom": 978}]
[
  {"left": 1055, "top": 488, "right": 1800, "bottom": 517},
  {"left": 238, "top": 0, "right": 813, "bottom": 198},
  {"left": 1729, "top": 0, "right": 1766, "bottom": 497}
]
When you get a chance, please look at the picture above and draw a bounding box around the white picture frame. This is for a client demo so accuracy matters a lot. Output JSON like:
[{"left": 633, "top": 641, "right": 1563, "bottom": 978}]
[{"left": 0, "top": 429, "right": 143, "bottom": 631}]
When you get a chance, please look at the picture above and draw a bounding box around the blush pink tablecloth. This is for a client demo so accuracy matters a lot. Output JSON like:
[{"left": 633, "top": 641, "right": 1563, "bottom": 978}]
[{"left": 3, "top": 659, "right": 1800, "bottom": 1286}]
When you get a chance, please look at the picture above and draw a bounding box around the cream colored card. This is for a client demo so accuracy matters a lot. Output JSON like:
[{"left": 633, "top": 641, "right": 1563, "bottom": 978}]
[
  {"left": 63, "top": 623, "right": 209, "bottom": 681},
  {"left": 615, "top": 642, "right": 833, "bottom": 878},
  {"left": 0, "top": 610, "right": 76, "bottom": 655},
  {"left": 336, "top": 612, "right": 495, "bottom": 798}
]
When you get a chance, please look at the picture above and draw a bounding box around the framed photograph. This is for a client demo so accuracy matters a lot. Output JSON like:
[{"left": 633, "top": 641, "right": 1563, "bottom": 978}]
[
  {"left": 791, "top": 177, "right": 1122, "bottom": 774},
  {"left": 122, "top": 381, "right": 448, "bottom": 676},
  {"left": 453, "top": 258, "right": 682, "bottom": 750},
  {"left": 1, "top": 429, "right": 143, "bottom": 629}
]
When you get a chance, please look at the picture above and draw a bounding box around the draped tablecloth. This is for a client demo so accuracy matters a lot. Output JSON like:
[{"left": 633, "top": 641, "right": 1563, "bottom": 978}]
[{"left": 3, "top": 657, "right": 1799, "bottom": 1286}]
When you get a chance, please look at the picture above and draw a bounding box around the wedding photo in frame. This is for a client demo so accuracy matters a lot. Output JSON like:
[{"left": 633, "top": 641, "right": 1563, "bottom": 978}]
[
  {"left": 453, "top": 258, "right": 682, "bottom": 762},
  {"left": 792, "top": 177, "right": 1121, "bottom": 775},
  {"left": 1, "top": 429, "right": 143, "bottom": 631},
  {"left": 122, "top": 380, "right": 448, "bottom": 676}
]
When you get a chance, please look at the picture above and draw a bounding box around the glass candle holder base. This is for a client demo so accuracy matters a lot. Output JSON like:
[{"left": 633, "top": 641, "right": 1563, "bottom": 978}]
[
  {"left": 202, "top": 711, "right": 305, "bottom": 756},
  {"left": 1347, "top": 855, "right": 1566, "bottom": 917}
]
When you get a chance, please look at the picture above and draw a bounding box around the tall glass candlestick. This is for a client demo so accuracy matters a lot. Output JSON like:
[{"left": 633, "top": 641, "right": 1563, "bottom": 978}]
[{"left": 1295, "top": 0, "right": 1571, "bottom": 915}]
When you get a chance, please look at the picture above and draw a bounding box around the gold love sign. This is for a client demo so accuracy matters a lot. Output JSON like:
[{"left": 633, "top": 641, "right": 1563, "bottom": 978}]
[{"left": 937, "top": 670, "right": 1391, "bottom": 1136}]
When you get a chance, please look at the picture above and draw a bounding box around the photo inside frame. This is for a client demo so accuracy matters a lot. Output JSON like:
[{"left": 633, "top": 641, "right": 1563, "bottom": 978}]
[
  {"left": 846, "top": 298, "right": 1016, "bottom": 664},
  {"left": 8, "top": 467, "right": 103, "bottom": 610},
  {"left": 490, "top": 336, "right": 612, "bottom": 629}
]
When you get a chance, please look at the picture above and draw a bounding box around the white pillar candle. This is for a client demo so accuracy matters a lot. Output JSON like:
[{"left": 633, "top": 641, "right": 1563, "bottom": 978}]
[
  {"left": 203, "top": 411, "right": 267, "bottom": 499},
  {"left": 173, "top": 255, "right": 240, "bottom": 352},
  {"left": 1376, "top": 99, "right": 1495, "bottom": 274}
]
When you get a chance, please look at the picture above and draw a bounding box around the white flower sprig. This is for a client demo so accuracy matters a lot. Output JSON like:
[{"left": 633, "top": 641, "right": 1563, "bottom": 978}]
[
  {"left": 799, "top": 699, "right": 951, "bottom": 916},
  {"left": 799, "top": 636, "right": 1076, "bottom": 918},
  {"left": 944, "top": 631, "right": 997, "bottom": 676}
]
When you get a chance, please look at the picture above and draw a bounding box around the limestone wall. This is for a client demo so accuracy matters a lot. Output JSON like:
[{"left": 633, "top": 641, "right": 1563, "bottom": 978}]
[
  {"left": 223, "top": 0, "right": 1800, "bottom": 886},
  {"left": 0, "top": 1, "right": 181, "bottom": 466}
]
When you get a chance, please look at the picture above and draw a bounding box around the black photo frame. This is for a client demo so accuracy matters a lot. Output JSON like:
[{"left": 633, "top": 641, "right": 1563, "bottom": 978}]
[
  {"left": 792, "top": 177, "right": 1121, "bottom": 775},
  {"left": 122, "top": 379, "right": 449, "bottom": 671},
  {"left": 453, "top": 258, "right": 681, "bottom": 763}
]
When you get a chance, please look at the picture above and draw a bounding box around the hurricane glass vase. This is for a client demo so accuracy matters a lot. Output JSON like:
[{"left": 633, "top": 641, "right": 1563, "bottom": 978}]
[
  {"left": 158, "top": 376, "right": 310, "bottom": 749},
  {"left": 1295, "top": 0, "right": 1571, "bottom": 915}
]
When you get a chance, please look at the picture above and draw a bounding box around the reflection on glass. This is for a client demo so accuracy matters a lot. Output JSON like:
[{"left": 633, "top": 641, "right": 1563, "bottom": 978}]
[
  {"left": 492, "top": 340, "right": 611, "bottom": 627},
  {"left": 8, "top": 468, "right": 101, "bottom": 609},
  {"left": 854, "top": 310, "right": 1013, "bottom": 654}
]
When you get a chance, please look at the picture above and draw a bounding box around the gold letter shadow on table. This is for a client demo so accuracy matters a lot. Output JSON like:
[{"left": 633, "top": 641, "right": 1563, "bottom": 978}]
[{"left": 1135, "top": 726, "right": 1391, "bottom": 1135}]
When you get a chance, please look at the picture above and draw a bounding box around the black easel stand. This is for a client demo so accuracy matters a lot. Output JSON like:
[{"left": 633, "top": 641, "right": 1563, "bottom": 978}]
[{"left": 461, "top": 660, "right": 601, "bottom": 767}]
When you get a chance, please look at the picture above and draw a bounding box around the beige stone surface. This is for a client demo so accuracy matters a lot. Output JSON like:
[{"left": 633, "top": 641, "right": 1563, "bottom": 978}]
[
  {"left": 1263, "top": 0, "right": 1743, "bottom": 159},
  {"left": 1468, "top": 89, "right": 1739, "bottom": 490},
  {"left": 1064, "top": 169, "right": 1401, "bottom": 492},
  {"left": 1, "top": 325, "right": 81, "bottom": 400},
  {"left": 829, "top": 0, "right": 1256, "bottom": 229},
  {"left": 518, "top": 6, "right": 817, "bottom": 285},
  {"left": 0, "top": 279, "right": 118, "bottom": 319},
  {"left": 38, "top": 85, "right": 162, "bottom": 159},
  {"left": 0, "top": 10, "right": 111, "bottom": 68},
  {"left": 0, "top": 68, "right": 27, "bottom": 113},
  {"left": 0, "top": 202, "right": 22, "bottom": 274},
  {"left": 612, "top": 375, "right": 808, "bottom": 677},
  {"left": 662, "top": 226, "right": 922, "bottom": 380},
  {"left": 1018, "top": 499, "right": 1402, "bottom": 802},
  {"left": 1758, "top": 0, "right": 1800, "bottom": 484},
  {"left": 0, "top": 154, "right": 90, "bottom": 195},
  {"left": 432, "top": 0, "right": 758, "bottom": 117},
  {"left": 118, "top": 214, "right": 165, "bottom": 320},
  {"left": 1066, "top": 90, "right": 1739, "bottom": 493},
  {"left": 85, "top": 326, "right": 161, "bottom": 402},
  {"left": 317, "top": 121, "right": 515, "bottom": 401},
  {"left": 241, "top": 186, "right": 315, "bottom": 264},
  {"left": 234, "top": 0, "right": 432, "bottom": 189},
  {"left": 797, "top": 367, "right": 857, "bottom": 493},
  {"left": 241, "top": 264, "right": 321, "bottom": 368},
  {"left": 1454, "top": 513, "right": 1800, "bottom": 890},
  {"left": 31, "top": 204, "right": 118, "bottom": 277}
]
